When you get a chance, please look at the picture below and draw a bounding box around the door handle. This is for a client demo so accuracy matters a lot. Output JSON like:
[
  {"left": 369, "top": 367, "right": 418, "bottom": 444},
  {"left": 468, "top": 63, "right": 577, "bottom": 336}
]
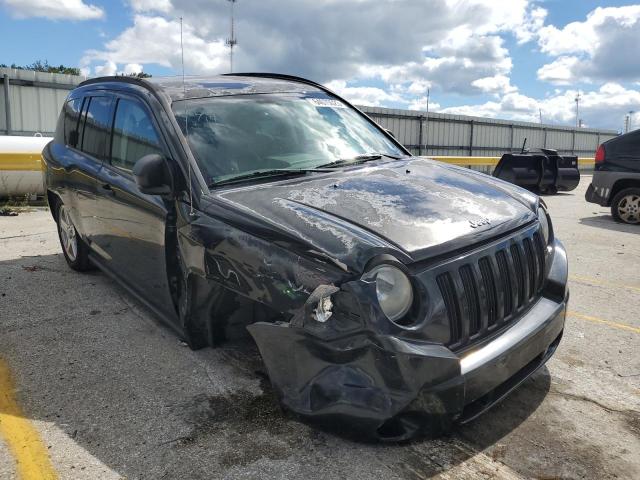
[{"left": 101, "top": 183, "right": 116, "bottom": 196}]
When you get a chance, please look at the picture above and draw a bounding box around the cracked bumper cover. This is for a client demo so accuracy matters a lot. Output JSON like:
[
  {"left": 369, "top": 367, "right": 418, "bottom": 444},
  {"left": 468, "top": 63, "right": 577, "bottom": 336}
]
[{"left": 248, "top": 240, "right": 568, "bottom": 440}]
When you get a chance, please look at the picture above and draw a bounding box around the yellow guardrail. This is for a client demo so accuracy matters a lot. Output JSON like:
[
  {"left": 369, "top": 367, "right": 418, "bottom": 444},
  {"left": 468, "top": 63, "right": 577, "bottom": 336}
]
[
  {"left": 0, "top": 152, "right": 596, "bottom": 173},
  {"left": 432, "top": 156, "right": 595, "bottom": 167},
  {"left": 0, "top": 152, "right": 44, "bottom": 171}
]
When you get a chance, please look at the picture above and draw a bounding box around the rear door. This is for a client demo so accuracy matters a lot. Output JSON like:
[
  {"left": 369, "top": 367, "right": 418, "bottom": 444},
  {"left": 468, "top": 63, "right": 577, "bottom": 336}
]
[
  {"left": 61, "top": 94, "right": 112, "bottom": 242},
  {"left": 92, "top": 93, "right": 176, "bottom": 316}
]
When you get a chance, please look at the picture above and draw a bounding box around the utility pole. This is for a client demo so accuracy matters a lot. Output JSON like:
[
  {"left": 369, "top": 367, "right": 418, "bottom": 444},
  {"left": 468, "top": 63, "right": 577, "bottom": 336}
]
[
  {"left": 574, "top": 92, "right": 581, "bottom": 128},
  {"left": 539, "top": 108, "right": 542, "bottom": 124},
  {"left": 625, "top": 111, "right": 634, "bottom": 133},
  {"left": 425, "top": 88, "right": 430, "bottom": 115},
  {"left": 225, "top": 0, "right": 238, "bottom": 73},
  {"left": 424, "top": 88, "right": 430, "bottom": 155}
]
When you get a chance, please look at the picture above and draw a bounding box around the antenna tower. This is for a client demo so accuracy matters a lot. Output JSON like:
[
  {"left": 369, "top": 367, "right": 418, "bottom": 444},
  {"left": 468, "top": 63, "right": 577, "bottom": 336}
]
[{"left": 225, "top": 0, "right": 238, "bottom": 73}]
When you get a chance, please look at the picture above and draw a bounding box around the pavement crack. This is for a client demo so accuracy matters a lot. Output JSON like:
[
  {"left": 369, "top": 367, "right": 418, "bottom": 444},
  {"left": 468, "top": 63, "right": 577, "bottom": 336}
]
[{"left": 549, "top": 389, "right": 636, "bottom": 414}]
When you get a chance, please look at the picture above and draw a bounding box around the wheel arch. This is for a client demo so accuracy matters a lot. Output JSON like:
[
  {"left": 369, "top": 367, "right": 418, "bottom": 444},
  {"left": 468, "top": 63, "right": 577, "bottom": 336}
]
[
  {"left": 46, "top": 189, "right": 62, "bottom": 220},
  {"left": 610, "top": 178, "right": 640, "bottom": 205}
]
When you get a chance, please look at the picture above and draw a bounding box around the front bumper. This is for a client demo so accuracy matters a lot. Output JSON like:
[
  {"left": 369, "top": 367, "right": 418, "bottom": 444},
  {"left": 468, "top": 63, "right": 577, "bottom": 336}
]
[{"left": 248, "top": 240, "right": 568, "bottom": 441}]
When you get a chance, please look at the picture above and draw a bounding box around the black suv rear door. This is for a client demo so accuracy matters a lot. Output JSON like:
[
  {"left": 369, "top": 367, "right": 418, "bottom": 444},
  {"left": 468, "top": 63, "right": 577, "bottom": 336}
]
[{"left": 65, "top": 94, "right": 113, "bottom": 243}]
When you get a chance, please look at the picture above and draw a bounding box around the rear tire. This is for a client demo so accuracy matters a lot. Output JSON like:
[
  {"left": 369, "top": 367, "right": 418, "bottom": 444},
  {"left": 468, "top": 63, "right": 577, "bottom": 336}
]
[
  {"left": 611, "top": 188, "right": 640, "bottom": 225},
  {"left": 55, "top": 202, "right": 93, "bottom": 271}
]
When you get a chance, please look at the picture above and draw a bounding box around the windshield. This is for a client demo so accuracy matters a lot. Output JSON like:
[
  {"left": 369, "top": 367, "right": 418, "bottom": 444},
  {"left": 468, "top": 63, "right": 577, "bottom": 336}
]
[{"left": 172, "top": 92, "right": 405, "bottom": 186}]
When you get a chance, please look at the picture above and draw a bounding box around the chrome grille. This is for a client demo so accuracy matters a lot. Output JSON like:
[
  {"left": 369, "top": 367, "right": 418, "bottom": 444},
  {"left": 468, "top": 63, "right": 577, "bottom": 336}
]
[{"left": 438, "top": 228, "right": 546, "bottom": 350}]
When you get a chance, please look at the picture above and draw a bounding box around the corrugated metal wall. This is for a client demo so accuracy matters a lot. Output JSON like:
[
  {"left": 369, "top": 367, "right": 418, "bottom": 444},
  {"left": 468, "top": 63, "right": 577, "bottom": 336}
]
[
  {"left": 0, "top": 68, "right": 85, "bottom": 136},
  {"left": 359, "top": 106, "right": 618, "bottom": 157},
  {"left": 0, "top": 68, "right": 619, "bottom": 156}
]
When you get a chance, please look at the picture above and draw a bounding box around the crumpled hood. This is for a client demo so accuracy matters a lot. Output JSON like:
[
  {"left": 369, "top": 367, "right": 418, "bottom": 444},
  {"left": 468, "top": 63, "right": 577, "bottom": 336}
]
[{"left": 206, "top": 157, "right": 538, "bottom": 269}]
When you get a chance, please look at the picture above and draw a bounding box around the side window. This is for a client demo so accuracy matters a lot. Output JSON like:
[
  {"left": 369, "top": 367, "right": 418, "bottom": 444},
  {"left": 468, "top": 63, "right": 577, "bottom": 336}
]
[
  {"left": 81, "top": 96, "right": 113, "bottom": 161},
  {"left": 111, "top": 98, "right": 163, "bottom": 171},
  {"left": 63, "top": 97, "right": 84, "bottom": 148}
]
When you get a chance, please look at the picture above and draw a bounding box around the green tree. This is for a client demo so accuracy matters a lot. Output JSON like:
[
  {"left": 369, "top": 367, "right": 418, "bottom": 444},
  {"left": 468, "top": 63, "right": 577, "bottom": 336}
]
[{"left": 0, "top": 60, "right": 81, "bottom": 75}]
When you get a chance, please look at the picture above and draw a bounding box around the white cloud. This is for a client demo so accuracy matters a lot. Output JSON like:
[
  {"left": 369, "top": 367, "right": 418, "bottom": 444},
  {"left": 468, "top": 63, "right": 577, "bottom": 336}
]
[
  {"left": 326, "top": 80, "right": 405, "bottom": 107},
  {"left": 94, "top": 61, "right": 117, "bottom": 76},
  {"left": 73, "top": 0, "right": 640, "bottom": 130},
  {"left": 407, "top": 97, "right": 440, "bottom": 112},
  {"left": 1, "top": 0, "right": 103, "bottom": 20},
  {"left": 128, "top": 0, "right": 172, "bottom": 13},
  {"left": 471, "top": 74, "right": 517, "bottom": 95},
  {"left": 123, "top": 63, "right": 143, "bottom": 75},
  {"left": 440, "top": 83, "right": 640, "bottom": 130},
  {"left": 407, "top": 81, "right": 431, "bottom": 95},
  {"left": 537, "top": 56, "right": 580, "bottom": 85},
  {"left": 364, "top": 33, "right": 514, "bottom": 96},
  {"left": 536, "top": 6, "right": 640, "bottom": 84},
  {"left": 82, "top": 15, "right": 227, "bottom": 76},
  {"left": 81, "top": 0, "right": 548, "bottom": 97}
]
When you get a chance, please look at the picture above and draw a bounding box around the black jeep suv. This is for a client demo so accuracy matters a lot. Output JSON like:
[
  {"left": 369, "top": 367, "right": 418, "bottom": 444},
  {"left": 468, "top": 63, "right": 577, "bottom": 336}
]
[{"left": 43, "top": 74, "right": 568, "bottom": 440}]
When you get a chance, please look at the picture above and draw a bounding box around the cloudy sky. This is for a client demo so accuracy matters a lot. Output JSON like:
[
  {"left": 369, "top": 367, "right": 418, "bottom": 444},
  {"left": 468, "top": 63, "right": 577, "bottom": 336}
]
[{"left": 1, "top": 0, "right": 639, "bottom": 130}]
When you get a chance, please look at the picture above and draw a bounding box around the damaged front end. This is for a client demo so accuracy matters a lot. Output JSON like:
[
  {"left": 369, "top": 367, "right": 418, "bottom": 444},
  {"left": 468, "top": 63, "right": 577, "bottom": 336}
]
[
  {"left": 248, "top": 276, "right": 464, "bottom": 441},
  {"left": 247, "top": 231, "right": 567, "bottom": 442}
]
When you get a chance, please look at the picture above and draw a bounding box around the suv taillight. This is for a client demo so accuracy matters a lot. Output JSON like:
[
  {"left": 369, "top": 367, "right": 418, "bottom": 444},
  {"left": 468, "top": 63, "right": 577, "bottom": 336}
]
[{"left": 595, "top": 144, "right": 605, "bottom": 164}]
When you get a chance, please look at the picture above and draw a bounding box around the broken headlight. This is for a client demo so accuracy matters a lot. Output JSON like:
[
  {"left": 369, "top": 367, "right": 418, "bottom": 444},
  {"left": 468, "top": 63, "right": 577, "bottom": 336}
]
[{"left": 365, "top": 264, "right": 414, "bottom": 323}]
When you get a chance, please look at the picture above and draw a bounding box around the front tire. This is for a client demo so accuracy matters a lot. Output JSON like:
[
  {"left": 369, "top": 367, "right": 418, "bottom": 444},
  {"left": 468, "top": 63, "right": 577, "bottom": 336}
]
[
  {"left": 611, "top": 188, "right": 640, "bottom": 225},
  {"left": 56, "top": 202, "right": 93, "bottom": 271}
]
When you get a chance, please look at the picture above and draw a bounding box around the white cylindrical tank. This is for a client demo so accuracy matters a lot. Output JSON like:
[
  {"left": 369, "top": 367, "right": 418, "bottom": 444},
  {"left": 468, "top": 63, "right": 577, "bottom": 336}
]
[{"left": 0, "top": 135, "right": 52, "bottom": 198}]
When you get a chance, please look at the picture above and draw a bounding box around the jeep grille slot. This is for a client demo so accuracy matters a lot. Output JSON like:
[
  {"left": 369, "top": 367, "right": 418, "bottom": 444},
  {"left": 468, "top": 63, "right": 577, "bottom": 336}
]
[
  {"left": 533, "top": 232, "right": 546, "bottom": 290},
  {"left": 459, "top": 265, "right": 481, "bottom": 337},
  {"left": 436, "top": 227, "right": 546, "bottom": 350},
  {"left": 437, "top": 273, "right": 462, "bottom": 346},
  {"left": 523, "top": 238, "right": 537, "bottom": 300},
  {"left": 510, "top": 244, "right": 526, "bottom": 308},
  {"left": 496, "top": 250, "right": 513, "bottom": 317},
  {"left": 478, "top": 257, "right": 498, "bottom": 327}
]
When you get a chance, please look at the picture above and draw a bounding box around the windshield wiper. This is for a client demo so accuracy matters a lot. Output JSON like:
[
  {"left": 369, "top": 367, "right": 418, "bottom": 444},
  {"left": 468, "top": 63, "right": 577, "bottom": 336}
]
[
  {"left": 318, "top": 152, "right": 404, "bottom": 169},
  {"left": 210, "top": 168, "right": 330, "bottom": 188}
]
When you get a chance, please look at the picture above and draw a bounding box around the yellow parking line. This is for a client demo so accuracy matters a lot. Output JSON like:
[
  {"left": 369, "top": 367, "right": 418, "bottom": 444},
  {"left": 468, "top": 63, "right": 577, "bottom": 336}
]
[
  {"left": 570, "top": 275, "right": 640, "bottom": 294},
  {"left": 567, "top": 311, "right": 640, "bottom": 334},
  {"left": 0, "top": 359, "right": 57, "bottom": 480}
]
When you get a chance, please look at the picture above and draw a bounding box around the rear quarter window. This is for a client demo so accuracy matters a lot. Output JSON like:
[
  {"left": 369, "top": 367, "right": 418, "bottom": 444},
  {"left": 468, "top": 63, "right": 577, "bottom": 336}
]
[{"left": 63, "top": 97, "right": 84, "bottom": 148}]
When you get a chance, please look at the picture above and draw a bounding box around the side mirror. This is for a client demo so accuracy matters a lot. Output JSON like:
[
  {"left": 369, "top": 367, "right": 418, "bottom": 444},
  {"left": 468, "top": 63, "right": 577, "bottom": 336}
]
[
  {"left": 385, "top": 129, "right": 396, "bottom": 138},
  {"left": 133, "top": 154, "right": 173, "bottom": 196}
]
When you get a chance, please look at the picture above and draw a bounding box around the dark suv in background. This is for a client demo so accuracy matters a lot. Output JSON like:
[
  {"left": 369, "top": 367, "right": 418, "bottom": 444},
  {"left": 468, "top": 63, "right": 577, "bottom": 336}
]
[{"left": 586, "top": 129, "right": 640, "bottom": 224}]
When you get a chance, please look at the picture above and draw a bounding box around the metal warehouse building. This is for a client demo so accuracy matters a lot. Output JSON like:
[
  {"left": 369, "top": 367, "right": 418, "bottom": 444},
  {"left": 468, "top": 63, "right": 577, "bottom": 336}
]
[{"left": 1, "top": 67, "right": 618, "bottom": 156}]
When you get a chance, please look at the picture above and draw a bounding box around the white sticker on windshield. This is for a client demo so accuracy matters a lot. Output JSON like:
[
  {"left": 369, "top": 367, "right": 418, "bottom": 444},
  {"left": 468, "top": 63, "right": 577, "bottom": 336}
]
[{"left": 307, "top": 98, "right": 347, "bottom": 108}]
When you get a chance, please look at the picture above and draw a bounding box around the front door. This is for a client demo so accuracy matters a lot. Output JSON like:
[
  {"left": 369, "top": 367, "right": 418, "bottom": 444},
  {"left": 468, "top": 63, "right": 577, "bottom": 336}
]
[{"left": 92, "top": 93, "right": 176, "bottom": 317}]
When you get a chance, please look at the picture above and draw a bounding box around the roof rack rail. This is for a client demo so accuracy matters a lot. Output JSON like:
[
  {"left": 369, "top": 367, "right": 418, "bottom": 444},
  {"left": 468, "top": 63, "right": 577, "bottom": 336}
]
[
  {"left": 78, "top": 75, "right": 152, "bottom": 89},
  {"left": 222, "top": 72, "right": 326, "bottom": 90}
]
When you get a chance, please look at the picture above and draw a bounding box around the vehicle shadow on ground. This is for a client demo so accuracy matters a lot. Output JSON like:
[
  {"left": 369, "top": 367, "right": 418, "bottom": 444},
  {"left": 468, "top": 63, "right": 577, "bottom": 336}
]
[
  {"left": 579, "top": 215, "right": 640, "bottom": 234},
  {"left": 0, "top": 252, "right": 551, "bottom": 479}
]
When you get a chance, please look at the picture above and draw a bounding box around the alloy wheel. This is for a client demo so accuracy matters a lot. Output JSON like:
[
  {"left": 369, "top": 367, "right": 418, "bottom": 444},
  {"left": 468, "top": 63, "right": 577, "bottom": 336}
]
[
  {"left": 617, "top": 193, "right": 640, "bottom": 224},
  {"left": 59, "top": 205, "right": 78, "bottom": 261}
]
